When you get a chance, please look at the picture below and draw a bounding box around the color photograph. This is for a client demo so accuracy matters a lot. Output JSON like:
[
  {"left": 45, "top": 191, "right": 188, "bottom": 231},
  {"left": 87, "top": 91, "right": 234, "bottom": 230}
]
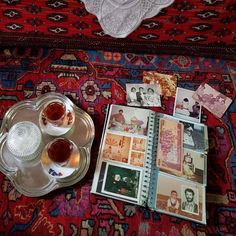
[
  {"left": 173, "top": 87, "right": 202, "bottom": 123},
  {"left": 108, "top": 105, "right": 150, "bottom": 136},
  {"left": 132, "top": 137, "right": 146, "bottom": 152},
  {"left": 130, "top": 151, "right": 145, "bottom": 167},
  {"left": 102, "top": 164, "right": 141, "bottom": 201},
  {"left": 192, "top": 83, "right": 232, "bottom": 118},
  {"left": 162, "top": 114, "right": 207, "bottom": 153},
  {"left": 183, "top": 149, "right": 206, "bottom": 184},
  {"left": 143, "top": 71, "right": 177, "bottom": 97},
  {"left": 156, "top": 173, "right": 203, "bottom": 221},
  {"left": 102, "top": 133, "right": 131, "bottom": 163},
  {"left": 181, "top": 185, "right": 199, "bottom": 215},
  {"left": 156, "top": 118, "right": 183, "bottom": 173}
]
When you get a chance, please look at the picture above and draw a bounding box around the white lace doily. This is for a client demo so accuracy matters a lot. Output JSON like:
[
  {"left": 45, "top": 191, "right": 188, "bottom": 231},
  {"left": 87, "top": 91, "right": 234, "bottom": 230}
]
[{"left": 81, "top": 0, "right": 175, "bottom": 38}]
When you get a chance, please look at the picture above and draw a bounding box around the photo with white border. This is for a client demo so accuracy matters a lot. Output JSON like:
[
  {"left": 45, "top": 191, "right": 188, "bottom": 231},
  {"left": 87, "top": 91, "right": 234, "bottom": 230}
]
[
  {"left": 173, "top": 87, "right": 202, "bottom": 123},
  {"left": 181, "top": 185, "right": 199, "bottom": 215},
  {"left": 102, "top": 163, "right": 142, "bottom": 202},
  {"left": 107, "top": 105, "right": 150, "bottom": 136},
  {"left": 126, "top": 83, "right": 161, "bottom": 107}
]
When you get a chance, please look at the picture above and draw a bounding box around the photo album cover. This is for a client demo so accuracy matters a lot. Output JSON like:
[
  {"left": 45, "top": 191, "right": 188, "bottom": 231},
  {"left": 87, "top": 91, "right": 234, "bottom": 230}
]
[{"left": 91, "top": 104, "right": 208, "bottom": 224}]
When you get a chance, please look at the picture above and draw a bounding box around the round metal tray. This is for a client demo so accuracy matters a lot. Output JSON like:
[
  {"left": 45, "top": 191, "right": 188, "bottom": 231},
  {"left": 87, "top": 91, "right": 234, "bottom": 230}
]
[{"left": 0, "top": 92, "right": 95, "bottom": 197}]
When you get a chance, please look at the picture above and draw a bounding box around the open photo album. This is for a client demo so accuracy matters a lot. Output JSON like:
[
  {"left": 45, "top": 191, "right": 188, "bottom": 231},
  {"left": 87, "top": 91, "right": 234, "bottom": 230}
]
[{"left": 91, "top": 104, "right": 208, "bottom": 224}]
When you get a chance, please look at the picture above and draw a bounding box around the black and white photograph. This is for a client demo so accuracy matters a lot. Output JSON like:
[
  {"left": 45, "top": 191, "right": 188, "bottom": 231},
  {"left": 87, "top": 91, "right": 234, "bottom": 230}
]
[
  {"left": 181, "top": 185, "right": 199, "bottom": 215},
  {"left": 126, "top": 83, "right": 161, "bottom": 107},
  {"left": 181, "top": 121, "right": 207, "bottom": 153},
  {"left": 102, "top": 163, "right": 141, "bottom": 202},
  {"left": 161, "top": 114, "right": 208, "bottom": 153},
  {"left": 173, "top": 87, "right": 202, "bottom": 123}
]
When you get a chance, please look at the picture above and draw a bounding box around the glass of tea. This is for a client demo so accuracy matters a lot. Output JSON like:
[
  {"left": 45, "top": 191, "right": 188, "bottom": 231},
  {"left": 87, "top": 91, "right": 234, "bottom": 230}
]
[
  {"left": 47, "top": 138, "right": 73, "bottom": 166},
  {"left": 43, "top": 101, "right": 66, "bottom": 126}
]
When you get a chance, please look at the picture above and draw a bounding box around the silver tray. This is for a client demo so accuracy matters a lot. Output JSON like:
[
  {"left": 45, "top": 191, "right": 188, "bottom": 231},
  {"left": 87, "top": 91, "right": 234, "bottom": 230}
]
[{"left": 0, "top": 92, "right": 95, "bottom": 197}]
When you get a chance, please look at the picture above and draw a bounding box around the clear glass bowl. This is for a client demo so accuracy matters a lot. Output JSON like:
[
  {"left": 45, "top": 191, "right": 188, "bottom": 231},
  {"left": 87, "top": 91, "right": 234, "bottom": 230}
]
[{"left": 6, "top": 121, "right": 42, "bottom": 162}]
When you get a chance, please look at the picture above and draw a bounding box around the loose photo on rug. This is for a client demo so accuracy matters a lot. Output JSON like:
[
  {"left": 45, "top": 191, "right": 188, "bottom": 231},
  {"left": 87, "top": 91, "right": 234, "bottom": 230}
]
[
  {"left": 143, "top": 71, "right": 177, "bottom": 97},
  {"left": 126, "top": 83, "right": 161, "bottom": 107},
  {"left": 174, "top": 87, "right": 202, "bottom": 123}
]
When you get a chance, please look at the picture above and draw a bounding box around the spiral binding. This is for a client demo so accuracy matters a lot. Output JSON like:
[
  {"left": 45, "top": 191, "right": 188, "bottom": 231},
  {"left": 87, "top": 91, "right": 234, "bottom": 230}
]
[{"left": 141, "top": 112, "right": 159, "bottom": 206}]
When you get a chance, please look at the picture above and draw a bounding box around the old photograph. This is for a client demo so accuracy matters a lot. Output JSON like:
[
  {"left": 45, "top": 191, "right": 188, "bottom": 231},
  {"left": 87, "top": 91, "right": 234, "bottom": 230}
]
[
  {"left": 108, "top": 105, "right": 150, "bottom": 136},
  {"left": 102, "top": 133, "right": 131, "bottom": 163},
  {"left": 181, "top": 121, "right": 207, "bottom": 152},
  {"left": 143, "top": 71, "right": 177, "bottom": 97},
  {"left": 183, "top": 149, "right": 206, "bottom": 184},
  {"left": 102, "top": 164, "right": 141, "bottom": 201},
  {"left": 173, "top": 87, "right": 202, "bottom": 123},
  {"left": 156, "top": 118, "right": 183, "bottom": 173},
  {"left": 181, "top": 185, "right": 199, "bottom": 215},
  {"left": 156, "top": 173, "right": 203, "bottom": 221},
  {"left": 132, "top": 137, "right": 146, "bottom": 152},
  {"left": 130, "top": 151, "right": 145, "bottom": 167},
  {"left": 162, "top": 114, "right": 207, "bottom": 153},
  {"left": 156, "top": 174, "right": 182, "bottom": 214},
  {"left": 126, "top": 83, "right": 161, "bottom": 107}
]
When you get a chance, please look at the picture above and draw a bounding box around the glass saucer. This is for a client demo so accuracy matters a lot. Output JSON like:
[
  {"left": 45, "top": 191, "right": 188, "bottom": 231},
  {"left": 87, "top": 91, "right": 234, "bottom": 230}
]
[
  {"left": 6, "top": 121, "right": 42, "bottom": 162},
  {"left": 39, "top": 99, "right": 75, "bottom": 136},
  {"left": 41, "top": 140, "right": 80, "bottom": 179}
]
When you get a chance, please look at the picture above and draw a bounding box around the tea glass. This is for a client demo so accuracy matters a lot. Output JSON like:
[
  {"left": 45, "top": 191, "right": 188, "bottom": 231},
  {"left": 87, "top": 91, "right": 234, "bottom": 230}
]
[
  {"left": 47, "top": 138, "right": 73, "bottom": 166},
  {"left": 43, "top": 101, "right": 66, "bottom": 127}
]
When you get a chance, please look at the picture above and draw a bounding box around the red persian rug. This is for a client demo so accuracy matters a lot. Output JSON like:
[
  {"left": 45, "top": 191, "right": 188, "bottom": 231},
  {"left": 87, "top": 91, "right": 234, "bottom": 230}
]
[
  {"left": 0, "top": 47, "right": 235, "bottom": 235},
  {"left": 0, "top": 0, "right": 236, "bottom": 59}
]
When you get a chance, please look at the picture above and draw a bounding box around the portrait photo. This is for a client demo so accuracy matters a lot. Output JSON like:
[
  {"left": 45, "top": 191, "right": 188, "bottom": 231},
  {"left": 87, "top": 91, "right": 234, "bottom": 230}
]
[
  {"left": 102, "top": 164, "right": 141, "bottom": 201},
  {"left": 173, "top": 87, "right": 202, "bottom": 123},
  {"left": 156, "top": 173, "right": 204, "bottom": 221},
  {"left": 156, "top": 173, "right": 181, "bottom": 215},
  {"left": 181, "top": 120, "right": 207, "bottom": 153},
  {"left": 181, "top": 185, "right": 199, "bottom": 215},
  {"left": 183, "top": 149, "right": 206, "bottom": 184}
]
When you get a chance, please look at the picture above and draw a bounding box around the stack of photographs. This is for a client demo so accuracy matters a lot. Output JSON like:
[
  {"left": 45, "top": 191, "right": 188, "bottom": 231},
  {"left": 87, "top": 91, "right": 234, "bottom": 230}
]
[{"left": 91, "top": 104, "right": 208, "bottom": 224}]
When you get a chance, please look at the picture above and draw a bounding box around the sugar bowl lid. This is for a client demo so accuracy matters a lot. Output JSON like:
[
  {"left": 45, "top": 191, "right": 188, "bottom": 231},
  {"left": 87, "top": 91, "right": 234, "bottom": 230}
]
[{"left": 6, "top": 121, "right": 42, "bottom": 162}]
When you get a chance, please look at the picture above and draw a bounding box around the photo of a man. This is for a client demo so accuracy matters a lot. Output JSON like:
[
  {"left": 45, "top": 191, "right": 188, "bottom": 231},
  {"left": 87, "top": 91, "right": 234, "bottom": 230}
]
[
  {"left": 109, "top": 109, "right": 126, "bottom": 130},
  {"left": 181, "top": 187, "right": 199, "bottom": 214},
  {"left": 166, "top": 190, "right": 180, "bottom": 214},
  {"left": 108, "top": 105, "right": 149, "bottom": 135},
  {"left": 102, "top": 164, "right": 141, "bottom": 201}
]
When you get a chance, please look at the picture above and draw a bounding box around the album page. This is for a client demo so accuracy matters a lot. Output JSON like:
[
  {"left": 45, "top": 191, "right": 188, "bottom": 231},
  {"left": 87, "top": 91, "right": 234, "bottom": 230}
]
[{"left": 91, "top": 104, "right": 155, "bottom": 205}]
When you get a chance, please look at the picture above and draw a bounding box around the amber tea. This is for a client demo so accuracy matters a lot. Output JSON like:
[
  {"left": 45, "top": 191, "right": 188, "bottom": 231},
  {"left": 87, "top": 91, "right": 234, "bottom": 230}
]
[
  {"left": 47, "top": 138, "right": 73, "bottom": 164},
  {"left": 43, "top": 101, "right": 66, "bottom": 126}
]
